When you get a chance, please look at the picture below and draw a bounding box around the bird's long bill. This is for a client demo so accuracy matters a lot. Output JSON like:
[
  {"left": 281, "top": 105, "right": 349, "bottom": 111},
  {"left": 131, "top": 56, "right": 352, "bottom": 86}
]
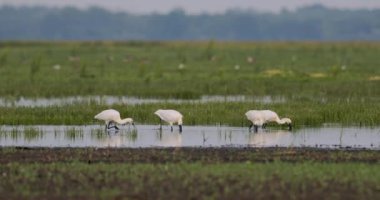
[
  {"left": 288, "top": 123, "right": 293, "bottom": 131},
  {"left": 179, "top": 125, "right": 183, "bottom": 132}
]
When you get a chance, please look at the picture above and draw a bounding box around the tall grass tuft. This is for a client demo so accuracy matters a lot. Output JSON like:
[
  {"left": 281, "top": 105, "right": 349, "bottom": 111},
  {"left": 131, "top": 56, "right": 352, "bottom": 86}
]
[{"left": 30, "top": 56, "right": 41, "bottom": 82}]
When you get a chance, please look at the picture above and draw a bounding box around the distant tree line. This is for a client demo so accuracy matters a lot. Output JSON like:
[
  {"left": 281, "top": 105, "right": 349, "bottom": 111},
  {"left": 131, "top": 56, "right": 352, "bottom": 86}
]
[{"left": 0, "top": 5, "right": 379, "bottom": 40}]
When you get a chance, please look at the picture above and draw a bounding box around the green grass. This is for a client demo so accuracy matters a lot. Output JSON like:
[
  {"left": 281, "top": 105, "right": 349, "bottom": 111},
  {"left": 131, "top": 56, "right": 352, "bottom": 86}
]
[
  {"left": 0, "top": 100, "right": 379, "bottom": 126},
  {"left": 1, "top": 147, "right": 378, "bottom": 199},
  {"left": 0, "top": 41, "right": 379, "bottom": 99},
  {"left": 0, "top": 162, "right": 378, "bottom": 199},
  {"left": 1, "top": 41, "right": 380, "bottom": 126}
]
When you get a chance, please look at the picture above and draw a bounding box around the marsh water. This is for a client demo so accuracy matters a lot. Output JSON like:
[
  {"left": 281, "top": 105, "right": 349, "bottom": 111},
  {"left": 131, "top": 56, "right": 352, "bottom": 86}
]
[
  {"left": 0, "top": 95, "right": 285, "bottom": 107},
  {"left": 0, "top": 125, "right": 379, "bottom": 149}
]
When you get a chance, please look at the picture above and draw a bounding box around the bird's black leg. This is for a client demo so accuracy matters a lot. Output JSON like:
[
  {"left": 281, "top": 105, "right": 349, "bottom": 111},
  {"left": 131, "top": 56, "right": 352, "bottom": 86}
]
[
  {"left": 107, "top": 122, "right": 119, "bottom": 130},
  {"left": 159, "top": 119, "right": 162, "bottom": 130},
  {"left": 262, "top": 123, "right": 267, "bottom": 129},
  {"left": 253, "top": 125, "right": 258, "bottom": 132},
  {"left": 249, "top": 123, "right": 253, "bottom": 131},
  {"left": 171, "top": 126, "right": 173, "bottom": 132},
  {"left": 107, "top": 121, "right": 113, "bottom": 130}
]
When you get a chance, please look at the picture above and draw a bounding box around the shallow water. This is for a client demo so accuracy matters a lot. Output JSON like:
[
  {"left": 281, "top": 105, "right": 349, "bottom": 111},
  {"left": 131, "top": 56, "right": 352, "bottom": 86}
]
[
  {"left": 0, "top": 95, "right": 285, "bottom": 107},
  {"left": 0, "top": 125, "right": 379, "bottom": 149}
]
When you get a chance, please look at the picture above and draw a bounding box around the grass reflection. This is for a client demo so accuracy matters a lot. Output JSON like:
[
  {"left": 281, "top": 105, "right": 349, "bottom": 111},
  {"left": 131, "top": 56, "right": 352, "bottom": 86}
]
[
  {"left": 90, "top": 128, "right": 108, "bottom": 140},
  {"left": 64, "top": 127, "right": 84, "bottom": 140},
  {"left": 24, "top": 127, "right": 43, "bottom": 141},
  {"left": 126, "top": 129, "right": 138, "bottom": 142}
]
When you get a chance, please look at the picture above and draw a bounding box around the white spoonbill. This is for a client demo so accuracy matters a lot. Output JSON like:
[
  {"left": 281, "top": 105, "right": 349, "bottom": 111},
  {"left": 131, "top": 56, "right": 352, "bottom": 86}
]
[
  {"left": 245, "top": 110, "right": 292, "bottom": 132},
  {"left": 154, "top": 109, "right": 183, "bottom": 132},
  {"left": 94, "top": 109, "right": 135, "bottom": 130}
]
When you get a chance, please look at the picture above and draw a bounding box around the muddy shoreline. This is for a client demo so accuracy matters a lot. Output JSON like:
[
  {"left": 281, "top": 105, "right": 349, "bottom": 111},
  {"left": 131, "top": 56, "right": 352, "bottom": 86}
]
[{"left": 1, "top": 147, "right": 378, "bottom": 163}]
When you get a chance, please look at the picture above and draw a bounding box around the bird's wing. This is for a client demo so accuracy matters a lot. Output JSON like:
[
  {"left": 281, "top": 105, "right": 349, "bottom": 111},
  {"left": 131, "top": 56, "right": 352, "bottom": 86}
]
[
  {"left": 165, "top": 112, "right": 180, "bottom": 122},
  {"left": 262, "top": 110, "right": 279, "bottom": 122},
  {"left": 245, "top": 110, "right": 260, "bottom": 121},
  {"left": 108, "top": 110, "right": 121, "bottom": 121},
  {"left": 159, "top": 110, "right": 182, "bottom": 122},
  {"left": 95, "top": 109, "right": 120, "bottom": 121}
]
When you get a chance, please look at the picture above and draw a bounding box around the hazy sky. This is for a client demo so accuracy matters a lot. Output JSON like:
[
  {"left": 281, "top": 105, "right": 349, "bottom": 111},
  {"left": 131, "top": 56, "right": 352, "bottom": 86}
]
[{"left": 1, "top": 0, "right": 379, "bottom": 14}]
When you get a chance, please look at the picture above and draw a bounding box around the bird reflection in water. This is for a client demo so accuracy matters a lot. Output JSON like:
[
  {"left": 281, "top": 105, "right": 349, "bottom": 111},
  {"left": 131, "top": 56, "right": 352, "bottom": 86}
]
[
  {"left": 248, "top": 129, "right": 294, "bottom": 147},
  {"left": 156, "top": 129, "right": 182, "bottom": 147}
]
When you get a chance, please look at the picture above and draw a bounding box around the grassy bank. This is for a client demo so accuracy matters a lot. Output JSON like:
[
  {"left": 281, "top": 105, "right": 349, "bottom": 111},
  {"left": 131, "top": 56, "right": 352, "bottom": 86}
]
[
  {"left": 2, "top": 162, "right": 379, "bottom": 199},
  {"left": 1, "top": 100, "right": 380, "bottom": 126},
  {"left": 0, "top": 41, "right": 379, "bottom": 98},
  {"left": 0, "top": 147, "right": 379, "bottom": 199}
]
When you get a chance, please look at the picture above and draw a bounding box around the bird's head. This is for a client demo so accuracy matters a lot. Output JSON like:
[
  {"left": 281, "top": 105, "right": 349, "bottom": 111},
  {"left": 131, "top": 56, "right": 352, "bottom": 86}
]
[
  {"left": 121, "top": 118, "right": 134, "bottom": 126},
  {"left": 282, "top": 118, "right": 292, "bottom": 124},
  {"left": 282, "top": 118, "right": 292, "bottom": 131}
]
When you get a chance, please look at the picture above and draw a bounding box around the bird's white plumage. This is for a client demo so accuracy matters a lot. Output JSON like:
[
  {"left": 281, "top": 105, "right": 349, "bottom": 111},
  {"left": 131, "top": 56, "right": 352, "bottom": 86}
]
[
  {"left": 95, "top": 109, "right": 120, "bottom": 122},
  {"left": 154, "top": 109, "right": 183, "bottom": 125},
  {"left": 245, "top": 110, "right": 291, "bottom": 126},
  {"left": 154, "top": 109, "right": 183, "bottom": 132},
  {"left": 94, "top": 109, "right": 133, "bottom": 125}
]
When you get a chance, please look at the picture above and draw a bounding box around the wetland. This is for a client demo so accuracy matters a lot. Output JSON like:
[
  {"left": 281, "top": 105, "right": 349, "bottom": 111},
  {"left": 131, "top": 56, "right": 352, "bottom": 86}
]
[{"left": 1, "top": 41, "right": 380, "bottom": 199}]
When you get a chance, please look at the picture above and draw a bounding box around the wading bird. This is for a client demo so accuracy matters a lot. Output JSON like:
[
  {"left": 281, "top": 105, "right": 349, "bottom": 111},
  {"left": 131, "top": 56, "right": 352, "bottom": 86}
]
[
  {"left": 154, "top": 109, "right": 183, "bottom": 132},
  {"left": 245, "top": 110, "right": 292, "bottom": 132},
  {"left": 94, "top": 109, "right": 135, "bottom": 130}
]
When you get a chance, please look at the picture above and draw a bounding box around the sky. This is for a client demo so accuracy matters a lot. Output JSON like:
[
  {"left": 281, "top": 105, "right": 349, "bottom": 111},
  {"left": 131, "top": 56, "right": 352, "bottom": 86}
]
[{"left": 0, "top": 0, "right": 379, "bottom": 14}]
